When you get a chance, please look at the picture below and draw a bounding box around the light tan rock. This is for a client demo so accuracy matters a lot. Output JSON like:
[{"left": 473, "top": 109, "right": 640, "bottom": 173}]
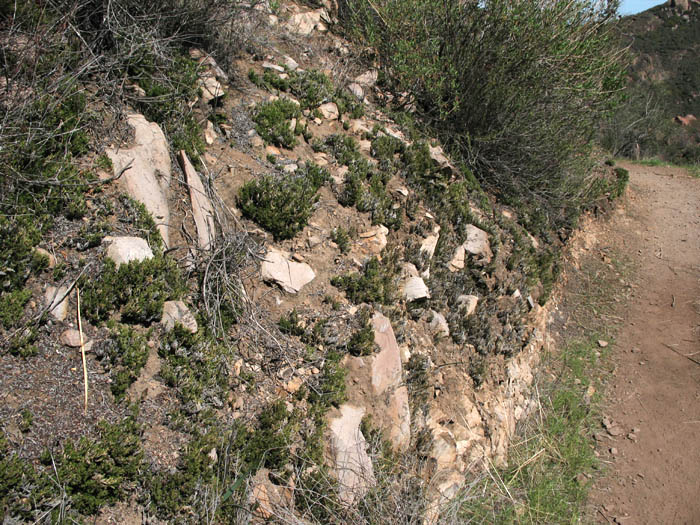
[
  {"left": 354, "top": 70, "right": 379, "bottom": 86},
  {"left": 318, "top": 102, "right": 339, "bottom": 120},
  {"left": 329, "top": 404, "right": 375, "bottom": 504},
  {"left": 283, "top": 55, "right": 299, "bottom": 70},
  {"left": 429, "top": 311, "right": 450, "bottom": 338},
  {"left": 200, "top": 74, "right": 224, "bottom": 103},
  {"left": 449, "top": 225, "right": 492, "bottom": 270},
  {"left": 204, "top": 120, "right": 217, "bottom": 145},
  {"left": 45, "top": 286, "right": 70, "bottom": 321},
  {"left": 348, "top": 83, "right": 364, "bottom": 100},
  {"left": 286, "top": 10, "right": 325, "bottom": 35},
  {"left": 355, "top": 224, "right": 388, "bottom": 257},
  {"left": 107, "top": 114, "right": 172, "bottom": 246},
  {"left": 104, "top": 236, "right": 153, "bottom": 268},
  {"left": 403, "top": 276, "right": 430, "bottom": 301},
  {"left": 162, "top": 300, "right": 198, "bottom": 333},
  {"left": 420, "top": 226, "right": 440, "bottom": 260},
  {"left": 60, "top": 329, "right": 84, "bottom": 348},
  {"left": 261, "top": 247, "right": 316, "bottom": 294},
  {"left": 262, "top": 61, "right": 284, "bottom": 73},
  {"left": 456, "top": 294, "right": 479, "bottom": 316},
  {"left": 178, "top": 151, "right": 216, "bottom": 251},
  {"left": 370, "top": 313, "right": 411, "bottom": 450}
]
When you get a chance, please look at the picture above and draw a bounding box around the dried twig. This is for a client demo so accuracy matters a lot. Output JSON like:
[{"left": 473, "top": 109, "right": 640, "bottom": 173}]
[
  {"left": 77, "top": 288, "right": 88, "bottom": 415},
  {"left": 662, "top": 342, "right": 700, "bottom": 367}
]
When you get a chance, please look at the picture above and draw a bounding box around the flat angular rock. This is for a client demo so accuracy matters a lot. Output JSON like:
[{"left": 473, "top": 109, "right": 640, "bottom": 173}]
[
  {"left": 420, "top": 226, "right": 440, "bottom": 260},
  {"left": 286, "top": 10, "right": 324, "bottom": 35},
  {"left": 355, "top": 224, "right": 388, "bottom": 257},
  {"left": 104, "top": 236, "right": 153, "bottom": 268},
  {"left": 318, "top": 102, "right": 339, "bottom": 120},
  {"left": 60, "top": 329, "right": 84, "bottom": 348},
  {"left": 403, "top": 276, "right": 430, "bottom": 301},
  {"left": 449, "top": 225, "right": 492, "bottom": 270},
  {"left": 261, "top": 248, "right": 315, "bottom": 294},
  {"left": 162, "top": 300, "right": 198, "bottom": 334},
  {"left": 204, "top": 121, "right": 217, "bottom": 145},
  {"left": 262, "top": 61, "right": 284, "bottom": 73},
  {"left": 354, "top": 70, "right": 378, "bottom": 87},
  {"left": 200, "top": 74, "right": 224, "bottom": 103},
  {"left": 329, "top": 404, "right": 375, "bottom": 504},
  {"left": 348, "top": 83, "right": 364, "bottom": 100},
  {"left": 283, "top": 55, "right": 299, "bottom": 70},
  {"left": 107, "top": 113, "right": 172, "bottom": 246},
  {"left": 429, "top": 311, "right": 450, "bottom": 338},
  {"left": 456, "top": 294, "right": 479, "bottom": 317},
  {"left": 45, "top": 286, "right": 70, "bottom": 321},
  {"left": 371, "top": 313, "right": 411, "bottom": 450},
  {"left": 178, "top": 151, "right": 216, "bottom": 250}
]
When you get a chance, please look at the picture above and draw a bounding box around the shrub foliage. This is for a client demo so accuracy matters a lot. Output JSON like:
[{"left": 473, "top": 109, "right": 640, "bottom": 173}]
[{"left": 339, "top": 0, "right": 627, "bottom": 230}]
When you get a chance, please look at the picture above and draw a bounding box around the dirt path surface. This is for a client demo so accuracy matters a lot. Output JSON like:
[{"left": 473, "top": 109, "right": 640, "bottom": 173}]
[{"left": 589, "top": 163, "right": 700, "bottom": 524}]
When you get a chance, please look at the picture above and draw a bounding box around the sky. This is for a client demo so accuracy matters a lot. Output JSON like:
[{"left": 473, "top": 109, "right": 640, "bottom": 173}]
[{"left": 619, "top": 0, "right": 666, "bottom": 15}]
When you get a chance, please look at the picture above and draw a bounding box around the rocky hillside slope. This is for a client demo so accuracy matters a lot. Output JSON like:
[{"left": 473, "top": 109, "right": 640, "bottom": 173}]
[
  {"left": 0, "top": 2, "right": 625, "bottom": 523},
  {"left": 619, "top": 0, "right": 699, "bottom": 117}
]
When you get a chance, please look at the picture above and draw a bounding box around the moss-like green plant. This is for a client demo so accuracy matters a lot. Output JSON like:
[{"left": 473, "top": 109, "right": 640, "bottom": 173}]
[
  {"left": 0, "top": 288, "right": 31, "bottom": 329},
  {"left": 42, "top": 416, "right": 143, "bottom": 515},
  {"left": 158, "top": 325, "right": 234, "bottom": 409},
  {"left": 289, "top": 69, "right": 335, "bottom": 109},
  {"left": 248, "top": 68, "right": 290, "bottom": 92},
  {"left": 279, "top": 308, "right": 305, "bottom": 336},
  {"left": 330, "top": 226, "right": 351, "bottom": 254},
  {"left": 252, "top": 98, "right": 302, "bottom": 148},
  {"left": 331, "top": 254, "right": 399, "bottom": 305},
  {"left": 347, "top": 308, "right": 376, "bottom": 356},
  {"left": 308, "top": 349, "right": 347, "bottom": 417},
  {"left": 237, "top": 163, "right": 329, "bottom": 240},
  {"left": 106, "top": 323, "right": 150, "bottom": 401},
  {"left": 81, "top": 255, "right": 184, "bottom": 324}
]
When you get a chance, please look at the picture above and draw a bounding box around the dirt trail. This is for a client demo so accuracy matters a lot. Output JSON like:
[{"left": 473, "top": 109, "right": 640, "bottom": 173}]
[{"left": 589, "top": 163, "right": 700, "bottom": 524}]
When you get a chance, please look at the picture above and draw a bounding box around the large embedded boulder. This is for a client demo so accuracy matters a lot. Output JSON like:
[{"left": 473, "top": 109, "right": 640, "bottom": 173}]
[
  {"left": 107, "top": 114, "right": 172, "bottom": 246},
  {"left": 329, "top": 404, "right": 375, "bottom": 504},
  {"left": 178, "top": 151, "right": 216, "bottom": 251}
]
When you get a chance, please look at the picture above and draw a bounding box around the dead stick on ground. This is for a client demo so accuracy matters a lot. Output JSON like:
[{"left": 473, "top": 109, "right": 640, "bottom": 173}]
[
  {"left": 77, "top": 288, "right": 88, "bottom": 415},
  {"left": 662, "top": 343, "right": 700, "bottom": 367}
]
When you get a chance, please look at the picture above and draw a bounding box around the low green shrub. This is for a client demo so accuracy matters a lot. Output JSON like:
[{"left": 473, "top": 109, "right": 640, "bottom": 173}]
[
  {"left": 106, "top": 323, "right": 151, "bottom": 401},
  {"left": 279, "top": 308, "right": 305, "bottom": 337},
  {"left": 331, "top": 253, "right": 399, "bottom": 305},
  {"left": 0, "top": 289, "right": 32, "bottom": 329},
  {"left": 158, "top": 325, "right": 234, "bottom": 410},
  {"left": 42, "top": 416, "right": 143, "bottom": 515},
  {"left": 331, "top": 226, "right": 351, "bottom": 254},
  {"left": 81, "top": 255, "right": 184, "bottom": 324},
  {"left": 347, "top": 308, "right": 376, "bottom": 356},
  {"left": 252, "top": 98, "right": 302, "bottom": 148},
  {"left": 237, "top": 163, "right": 329, "bottom": 240}
]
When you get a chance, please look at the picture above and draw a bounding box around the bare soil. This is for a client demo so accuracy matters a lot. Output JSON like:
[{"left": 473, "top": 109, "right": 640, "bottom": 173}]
[{"left": 587, "top": 163, "right": 700, "bottom": 524}]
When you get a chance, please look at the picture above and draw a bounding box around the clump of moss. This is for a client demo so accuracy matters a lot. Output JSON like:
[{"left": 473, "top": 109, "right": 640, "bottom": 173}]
[
  {"left": 612, "top": 167, "right": 629, "bottom": 200},
  {"left": 0, "top": 288, "right": 31, "bottom": 329},
  {"left": 106, "top": 323, "right": 150, "bottom": 401},
  {"left": 252, "top": 98, "right": 302, "bottom": 148},
  {"left": 313, "top": 134, "right": 363, "bottom": 166},
  {"left": 42, "top": 416, "right": 143, "bottom": 515},
  {"left": 371, "top": 134, "right": 405, "bottom": 168},
  {"left": 308, "top": 349, "right": 347, "bottom": 417},
  {"left": 289, "top": 69, "right": 335, "bottom": 110},
  {"left": 158, "top": 324, "right": 234, "bottom": 410},
  {"left": 331, "top": 253, "right": 399, "bottom": 305},
  {"left": 347, "top": 308, "right": 376, "bottom": 356},
  {"left": 279, "top": 308, "right": 305, "bottom": 337},
  {"left": 248, "top": 68, "right": 291, "bottom": 92},
  {"left": 237, "top": 163, "right": 329, "bottom": 240},
  {"left": 330, "top": 226, "right": 351, "bottom": 254},
  {"left": 81, "top": 255, "right": 184, "bottom": 325}
]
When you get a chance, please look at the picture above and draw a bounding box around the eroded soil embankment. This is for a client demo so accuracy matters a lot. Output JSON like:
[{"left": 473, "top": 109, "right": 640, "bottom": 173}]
[{"left": 588, "top": 163, "right": 700, "bottom": 524}]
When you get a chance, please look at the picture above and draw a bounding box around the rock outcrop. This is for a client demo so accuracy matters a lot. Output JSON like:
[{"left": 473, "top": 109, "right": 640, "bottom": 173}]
[
  {"left": 103, "top": 236, "right": 153, "bottom": 268},
  {"left": 261, "top": 247, "right": 316, "bottom": 293},
  {"left": 107, "top": 114, "right": 172, "bottom": 246},
  {"left": 178, "top": 151, "right": 216, "bottom": 251}
]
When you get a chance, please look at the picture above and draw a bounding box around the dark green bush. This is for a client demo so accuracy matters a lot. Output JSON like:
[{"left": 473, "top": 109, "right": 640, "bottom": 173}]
[
  {"left": 252, "top": 98, "right": 302, "bottom": 148},
  {"left": 340, "top": 0, "right": 627, "bottom": 231},
  {"left": 0, "top": 289, "right": 32, "bottom": 329},
  {"left": 331, "top": 227, "right": 351, "bottom": 254},
  {"left": 331, "top": 254, "right": 399, "bottom": 305},
  {"left": 81, "top": 255, "right": 184, "bottom": 324},
  {"left": 279, "top": 308, "right": 305, "bottom": 336},
  {"left": 237, "top": 163, "right": 329, "bottom": 240},
  {"left": 347, "top": 308, "right": 376, "bottom": 356},
  {"left": 44, "top": 416, "right": 143, "bottom": 515},
  {"left": 106, "top": 323, "right": 151, "bottom": 401}
]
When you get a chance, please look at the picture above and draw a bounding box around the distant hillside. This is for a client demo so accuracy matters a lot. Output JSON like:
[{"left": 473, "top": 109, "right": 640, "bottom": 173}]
[{"left": 619, "top": 0, "right": 700, "bottom": 117}]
